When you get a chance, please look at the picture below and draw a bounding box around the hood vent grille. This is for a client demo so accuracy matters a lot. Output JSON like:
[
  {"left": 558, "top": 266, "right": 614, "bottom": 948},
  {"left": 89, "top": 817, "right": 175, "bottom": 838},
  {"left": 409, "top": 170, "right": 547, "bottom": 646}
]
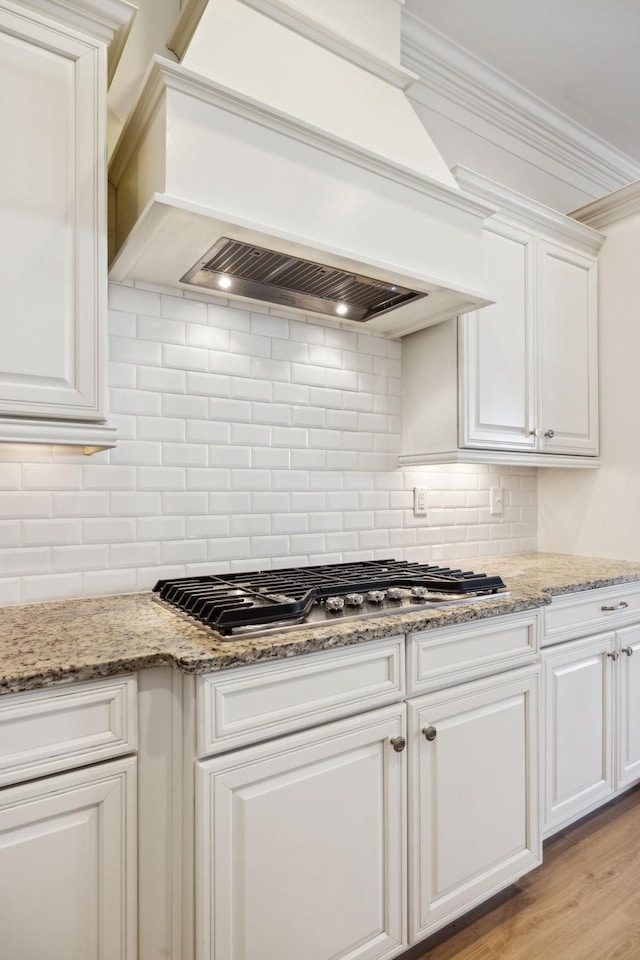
[{"left": 181, "top": 238, "right": 427, "bottom": 322}]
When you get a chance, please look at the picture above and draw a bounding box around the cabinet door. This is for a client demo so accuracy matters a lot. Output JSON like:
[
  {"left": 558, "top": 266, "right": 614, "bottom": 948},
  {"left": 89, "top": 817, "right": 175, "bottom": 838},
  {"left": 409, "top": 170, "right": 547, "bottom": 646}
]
[
  {"left": 408, "top": 667, "right": 540, "bottom": 944},
  {"left": 460, "top": 220, "right": 536, "bottom": 451},
  {"left": 196, "top": 705, "right": 406, "bottom": 960},
  {"left": 616, "top": 624, "right": 640, "bottom": 789},
  {"left": 0, "top": 4, "right": 103, "bottom": 420},
  {"left": 543, "top": 633, "right": 615, "bottom": 835},
  {"left": 0, "top": 756, "right": 137, "bottom": 960},
  {"left": 538, "top": 239, "right": 598, "bottom": 455}
]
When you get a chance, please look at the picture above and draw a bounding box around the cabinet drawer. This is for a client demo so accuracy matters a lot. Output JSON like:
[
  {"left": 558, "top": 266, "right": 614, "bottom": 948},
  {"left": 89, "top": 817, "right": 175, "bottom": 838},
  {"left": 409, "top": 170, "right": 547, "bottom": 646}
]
[
  {"left": 543, "top": 584, "right": 640, "bottom": 646},
  {"left": 196, "top": 636, "right": 405, "bottom": 756},
  {"left": 408, "top": 613, "right": 539, "bottom": 695},
  {"left": 0, "top": 675, "right": 137, "bottom": 786}
]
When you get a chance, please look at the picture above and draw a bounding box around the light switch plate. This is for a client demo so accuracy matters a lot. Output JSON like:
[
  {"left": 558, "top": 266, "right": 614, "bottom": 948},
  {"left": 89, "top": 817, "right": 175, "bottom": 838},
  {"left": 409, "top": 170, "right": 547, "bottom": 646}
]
[{"left": 490, "top": 486, "right": 504, "bottom": 516}]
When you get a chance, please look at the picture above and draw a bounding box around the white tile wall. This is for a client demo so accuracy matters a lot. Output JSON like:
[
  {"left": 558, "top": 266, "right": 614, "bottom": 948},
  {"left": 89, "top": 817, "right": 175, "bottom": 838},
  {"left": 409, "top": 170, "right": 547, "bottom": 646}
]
[{"left": 0, "top": 284, "right": 537, "bottom": 604}]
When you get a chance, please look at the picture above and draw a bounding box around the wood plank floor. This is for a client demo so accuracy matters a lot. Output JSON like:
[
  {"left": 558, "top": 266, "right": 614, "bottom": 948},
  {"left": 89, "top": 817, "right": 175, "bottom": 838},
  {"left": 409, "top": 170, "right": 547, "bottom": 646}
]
[{"left": 402, "top": 785, "right": 640, "bottom": 960}]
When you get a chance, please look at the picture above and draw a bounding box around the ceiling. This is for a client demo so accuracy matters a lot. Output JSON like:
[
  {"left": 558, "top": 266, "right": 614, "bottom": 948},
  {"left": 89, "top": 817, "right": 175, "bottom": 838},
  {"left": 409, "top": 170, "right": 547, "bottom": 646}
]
[{"left": 405, "top": 0, "right": 640, "bottom": 161}]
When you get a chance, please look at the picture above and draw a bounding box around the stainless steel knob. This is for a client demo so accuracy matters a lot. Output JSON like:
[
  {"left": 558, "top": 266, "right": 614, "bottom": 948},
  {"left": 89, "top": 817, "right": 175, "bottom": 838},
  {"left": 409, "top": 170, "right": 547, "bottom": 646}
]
[
  {"left": 387, "top": 588, "right": 404, "bottom": 601},
  {"left": 622, "top": 646, "right": 634, "bottom": 656},
  {"left": 528, "top": 428, "right": 540, "bottom": 437},
  {"left": 345, "top": 593, "right": 364, "bottom": 607},
  {"left": 366, "top": 590, "right": 386, "bottom": 604},
  {"left": 422, "top": 725, "right": 437, "bottom": 742},
  {"left": 411, "top": 586, "right": 429, "bottom": 600},
  {"left": 607, "top": 651, "right": 619, "bottom": 660},
  {"left": 544, "top": 429, "right": 555, "bottom": 438},
  {"left": 325, "top": 596, "right": 345, "bottom": 612},
  {"left": 601, "top": 601, "right": 628, "bottom": 611},
  {"left": 390, "top": 736, "right": 406, "bottom": 753}
]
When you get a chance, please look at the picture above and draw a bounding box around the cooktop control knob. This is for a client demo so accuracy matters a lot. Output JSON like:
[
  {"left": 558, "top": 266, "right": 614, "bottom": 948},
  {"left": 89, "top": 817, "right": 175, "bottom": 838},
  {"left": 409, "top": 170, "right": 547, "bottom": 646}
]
[
  {"left": 345, "top": 593, "right": 365, "bottom": 607},
  {"left": 387, "top": 587, "right": 404, "bottom": 601},
  {"left": 366, "top": 591, "right": 386, "bottom": 604},
  {"left": 325, "top": 596, "right": 345, "bottom": 612},
  {"left": 411, "top": 586, "right": 429, "bottom": 600}
]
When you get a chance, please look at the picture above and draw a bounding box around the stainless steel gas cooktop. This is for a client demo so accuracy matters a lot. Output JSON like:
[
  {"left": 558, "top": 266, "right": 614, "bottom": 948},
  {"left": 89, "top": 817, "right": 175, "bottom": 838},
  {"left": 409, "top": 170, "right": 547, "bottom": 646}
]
[{"left": 153, "top": 559, "right": 508, "bottom": 638}]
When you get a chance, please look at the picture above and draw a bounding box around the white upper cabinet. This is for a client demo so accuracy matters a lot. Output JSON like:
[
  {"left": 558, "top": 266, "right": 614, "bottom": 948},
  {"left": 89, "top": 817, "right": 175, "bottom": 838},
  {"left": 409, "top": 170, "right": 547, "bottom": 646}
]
[
  {"left": 0, "top": 0, "right": 134, "bottom": 451},
  {"left": 401, "top": 168, "right": 604, "bottom": 468}
]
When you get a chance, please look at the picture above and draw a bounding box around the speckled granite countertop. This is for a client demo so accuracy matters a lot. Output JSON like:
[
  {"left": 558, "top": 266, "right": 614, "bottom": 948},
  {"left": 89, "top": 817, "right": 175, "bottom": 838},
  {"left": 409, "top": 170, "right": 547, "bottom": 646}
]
[{"left": 1, "top": 552, "right": 640, "bottom": 696}]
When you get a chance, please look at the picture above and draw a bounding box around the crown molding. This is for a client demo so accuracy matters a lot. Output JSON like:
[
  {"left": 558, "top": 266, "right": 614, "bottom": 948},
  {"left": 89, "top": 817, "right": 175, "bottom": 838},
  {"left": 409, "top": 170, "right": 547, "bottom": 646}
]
[
  {"left": 401, "top": 12, "right": 640, "bottom": 198},
  {"left": 11, "top": 0, "right": 136, "bottom": 81},
  {"left": 571, "top": 179, "right": 640, "bottom": 229}
]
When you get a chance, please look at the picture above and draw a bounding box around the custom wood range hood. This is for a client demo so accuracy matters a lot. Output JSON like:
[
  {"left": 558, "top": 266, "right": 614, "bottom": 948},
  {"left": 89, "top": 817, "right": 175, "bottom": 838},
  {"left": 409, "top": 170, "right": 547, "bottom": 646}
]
[{"left": 108, "top": 0, "right": 496, "bottom": 338}]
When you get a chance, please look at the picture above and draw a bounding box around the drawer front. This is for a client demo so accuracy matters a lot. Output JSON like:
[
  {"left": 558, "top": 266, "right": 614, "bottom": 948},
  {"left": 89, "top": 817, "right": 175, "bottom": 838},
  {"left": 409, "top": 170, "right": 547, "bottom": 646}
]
[
  {"left": 0, "top": 675, "right": 137, "bottom": 786},
  {"left": 543, "top": 584, "right": 640, "bottom": 646},
  {"left": 408, "top": 613, "right": 539, "bottom": 695},
  {"left": 197, "top": 636, "right": 405, "bottom": 757}
]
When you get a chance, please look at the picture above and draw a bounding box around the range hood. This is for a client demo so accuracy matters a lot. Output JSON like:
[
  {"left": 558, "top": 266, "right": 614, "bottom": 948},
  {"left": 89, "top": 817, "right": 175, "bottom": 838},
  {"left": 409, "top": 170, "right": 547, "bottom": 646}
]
[{"left": 108, "top": 0, "right": 495, "bottom": 338}]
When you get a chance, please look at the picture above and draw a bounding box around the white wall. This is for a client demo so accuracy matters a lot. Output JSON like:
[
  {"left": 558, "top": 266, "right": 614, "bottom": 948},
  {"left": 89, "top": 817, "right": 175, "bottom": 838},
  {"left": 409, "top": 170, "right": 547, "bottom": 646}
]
[
  {"left": 538, "top": 208, "right": 640, "bottom": 561},
  {"left": 0, "top": 284, "right": 537, "bottom": 606}
]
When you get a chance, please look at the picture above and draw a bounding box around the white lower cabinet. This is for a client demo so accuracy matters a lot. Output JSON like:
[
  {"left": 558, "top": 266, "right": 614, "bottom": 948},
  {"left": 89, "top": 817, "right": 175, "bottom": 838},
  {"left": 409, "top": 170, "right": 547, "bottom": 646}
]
[
  {"left": 196, "top": 704, "right": 407, "bottom": 960},
  {"left": 407, "top": 666, "right": 541, "bottom": 943},
  {"left": 542, "top": 622, "right": 640, "bottom": 835},
  {"left": 0, "top": 756, "right": 137, "bottom": 960}
]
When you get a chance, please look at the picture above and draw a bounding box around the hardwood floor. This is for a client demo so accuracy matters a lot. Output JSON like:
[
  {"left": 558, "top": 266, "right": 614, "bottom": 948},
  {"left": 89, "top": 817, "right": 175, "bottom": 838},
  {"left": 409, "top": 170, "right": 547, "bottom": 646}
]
[{"left": 402, "top": 785, "right": 640, "bottom": 960}]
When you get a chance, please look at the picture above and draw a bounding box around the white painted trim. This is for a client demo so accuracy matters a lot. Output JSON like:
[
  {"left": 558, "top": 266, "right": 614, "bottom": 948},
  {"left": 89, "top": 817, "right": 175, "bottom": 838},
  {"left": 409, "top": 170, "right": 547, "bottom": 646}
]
[
  {"left": 401, "top": 13, "right": 640, "bottom": 198},
  {"left": 0, "top": 417, "right": 117, "bottom": 451},
  {"left": 398, "top": 450, "right": 600, "bottom": 469},
  {"left": 453, "top": 166, "right": 605, "bottom": 256},
  {"left": 571, "top": 179, "right": 640, "bottom": 229},
  {"left": 110, "top": 57, "right": 496, "bottom": 221},
  {"left": 238, "top": 0, "right": 418, "bottom": 90},
  {"left": 168, "top": 0, "right": 417, "bottom": 89},
  {"left": 10, "top": 0, "right": 136, "bottom": 79}
]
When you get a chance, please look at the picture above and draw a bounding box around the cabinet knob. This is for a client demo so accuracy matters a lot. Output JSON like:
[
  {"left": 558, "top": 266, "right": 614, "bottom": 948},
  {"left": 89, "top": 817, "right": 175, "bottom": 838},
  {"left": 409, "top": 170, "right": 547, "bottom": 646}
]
[
  {"left": 622, "top": 646, "right": 634, "bottom": 657},
  {"left": 527, "top": 428, "right": 540, "bottom": 437},
  {"left": 422, "top": 725, "right": 437, "bottom": 742},
  {"left": 601, "top": 601, "right": 628, "bottom": 612},
  {"left": 390, "top": 736, "right": 406, "bottom": 753},
  {"left": 544, "top": 429, "right": 555, "bottom": 438},
  {"left": 607, "top": 651, "right": 619, "bottom": 660}
]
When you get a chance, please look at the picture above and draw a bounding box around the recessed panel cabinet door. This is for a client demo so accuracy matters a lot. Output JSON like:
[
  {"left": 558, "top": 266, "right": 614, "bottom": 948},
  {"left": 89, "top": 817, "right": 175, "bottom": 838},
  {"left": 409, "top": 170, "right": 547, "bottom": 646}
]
[
  {"left": 0, "top": 757, "right": 137, "bottom": 960},
  {"left": 460, "top": 220, "right": 536, "bottom": 450},
  {"left": 538, "top": 240, "right": 598, "bottom": 455},
  {"left": 408, "top": 667, "right": 540, "bottom": 943},
  {"left": 196, "top": 705, "right": 407, "bottom": 960},
  {"left": 0, "top": 5, "right": 103, "bottom": 419},
  {"left": 543, "top": 633, "right": 615, "bottom": 834},
  {"left": 616, "top": 624, "right": 640, "bottom": 790}
]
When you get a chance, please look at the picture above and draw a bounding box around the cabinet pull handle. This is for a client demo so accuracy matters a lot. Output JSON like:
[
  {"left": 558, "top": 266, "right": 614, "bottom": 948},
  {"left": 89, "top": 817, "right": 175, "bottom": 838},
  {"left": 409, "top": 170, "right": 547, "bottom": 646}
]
[
  {"left": 527, "top": 428, "right": 540, "bottom": 437},
  {"left": 601, "top": 601, "right": 629, "bottom": 612},
  {"left": 544, "top": 429, "right": 555, "bottom": 438},
  {"left": 622, "top": 646, "right": 634, "bottom": 656},
  {"left": 607, "top": 651, "right": 619, "bottom": 660},
  {"left": 390, "top": 736, "right": 406, "bottom": 753},
  {"left": 422, "top": 726, "right": 437, "bottom": 742}
]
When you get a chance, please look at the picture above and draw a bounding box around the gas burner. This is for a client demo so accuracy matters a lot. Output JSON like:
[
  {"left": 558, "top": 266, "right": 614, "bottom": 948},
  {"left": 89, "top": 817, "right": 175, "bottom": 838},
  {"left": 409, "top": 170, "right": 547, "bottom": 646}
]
[{"left": 153, "top": 559, "right": 508, "bottom": 637}]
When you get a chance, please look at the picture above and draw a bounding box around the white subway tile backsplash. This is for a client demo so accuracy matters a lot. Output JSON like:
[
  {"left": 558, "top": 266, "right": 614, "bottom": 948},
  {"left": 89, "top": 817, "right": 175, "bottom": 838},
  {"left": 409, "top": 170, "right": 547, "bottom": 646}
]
[
  {"left": 51, "top": 544, "right": 109, "bottom": 572},
  {"left": 22, "top": 464, "right": 82, "bottom": 491},
  {"left": 137, "top": 314, "right": 185, "bottom": 345},
  {"left": 0, "top": 286, "right": 536, "bottom": 604},
  {"left": 22, "top": 573, "right": 83, "bottom": 603},
  {"left": 162, "top": 443, "right": 209, "bottom": 467},
  {"left": 0, "top": 492, "right": 52, "bottom": 519},
  {"left": 23, "top": 519, "right": 81, "bottom": 546}
]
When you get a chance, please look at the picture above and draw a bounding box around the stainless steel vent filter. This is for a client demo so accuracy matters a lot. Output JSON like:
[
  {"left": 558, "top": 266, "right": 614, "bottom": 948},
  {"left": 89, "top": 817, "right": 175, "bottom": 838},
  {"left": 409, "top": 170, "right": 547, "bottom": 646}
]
[{"left": 181, "top": 238, "right": 427, "bottom": 321}]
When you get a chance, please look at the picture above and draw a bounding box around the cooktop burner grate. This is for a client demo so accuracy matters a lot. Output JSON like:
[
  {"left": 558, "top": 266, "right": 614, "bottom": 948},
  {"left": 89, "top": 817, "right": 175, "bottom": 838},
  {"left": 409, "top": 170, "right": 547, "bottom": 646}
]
[{"left": 153, "top": 560, "right": 507, "bottom": 637}]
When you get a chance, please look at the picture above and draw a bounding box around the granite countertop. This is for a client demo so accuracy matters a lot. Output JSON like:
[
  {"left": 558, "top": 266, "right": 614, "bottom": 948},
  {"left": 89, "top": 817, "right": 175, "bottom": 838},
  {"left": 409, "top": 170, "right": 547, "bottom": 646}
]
[{"left": 1, "top": 552, "right": 640, "bottom": 696}]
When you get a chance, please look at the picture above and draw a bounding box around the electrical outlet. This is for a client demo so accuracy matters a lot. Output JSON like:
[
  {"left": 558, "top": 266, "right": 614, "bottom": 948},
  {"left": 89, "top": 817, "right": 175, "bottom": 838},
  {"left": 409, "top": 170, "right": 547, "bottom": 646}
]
[
  {"left": 490, "top": 486, "right": 504, "bottom": 516},
  {"left": 413, "top": 487, "right": 428, "bottom": 517}
]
